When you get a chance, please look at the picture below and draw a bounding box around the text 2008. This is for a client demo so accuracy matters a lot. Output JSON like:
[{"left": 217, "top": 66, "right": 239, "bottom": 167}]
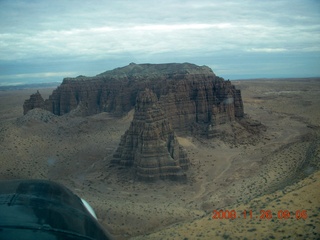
[{"left": 212, "top": 209, "right": 308, "bottom": 220}]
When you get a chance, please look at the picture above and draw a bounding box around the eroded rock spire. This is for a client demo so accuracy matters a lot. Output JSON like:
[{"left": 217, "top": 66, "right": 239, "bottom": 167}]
[{"left": 112, "top": 88, "right": 189, "bottom": 181}]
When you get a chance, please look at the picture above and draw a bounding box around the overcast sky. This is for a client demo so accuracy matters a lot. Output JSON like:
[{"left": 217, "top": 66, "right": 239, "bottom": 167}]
[{"left": 0, "top": 0, "right": 320, "bottom": 85}]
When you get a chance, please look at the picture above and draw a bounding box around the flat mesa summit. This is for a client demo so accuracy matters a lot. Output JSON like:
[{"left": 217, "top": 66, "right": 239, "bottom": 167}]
[{"left": 23, "top": 62, "right": 254, "bottom": 181}]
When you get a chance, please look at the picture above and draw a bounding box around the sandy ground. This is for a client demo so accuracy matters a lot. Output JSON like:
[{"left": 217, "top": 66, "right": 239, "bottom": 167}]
[{"left": 0, "top": 78, "right": 319, "bottom": 239}]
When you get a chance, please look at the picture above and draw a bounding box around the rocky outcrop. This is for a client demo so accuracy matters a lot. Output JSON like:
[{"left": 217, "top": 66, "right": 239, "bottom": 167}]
[
  {"left": 23, "top": 63, "right": 245, "bottom": 136},
  {"left": 23, "top": 91, "right": 45, "bottom": 115},
  {"left": 112, "top": 89, "right": 189, "bottom": 181},
  {"left": 17, "top": 108, "right": 58, "bottom": 125}
]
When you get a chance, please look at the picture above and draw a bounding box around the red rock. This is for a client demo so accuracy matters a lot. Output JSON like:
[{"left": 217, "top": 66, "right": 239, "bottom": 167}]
[
  {"left": 23, "top": 63, "right": 245, "bottom": 136},
  {"left": 112, "top": 89, "right": 189, "bottom": 181}
]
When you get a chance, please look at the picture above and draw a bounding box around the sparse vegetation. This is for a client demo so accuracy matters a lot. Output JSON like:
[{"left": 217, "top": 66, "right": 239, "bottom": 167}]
[{"left": 1, "top": 80, "right": 320, "bottom": 239}]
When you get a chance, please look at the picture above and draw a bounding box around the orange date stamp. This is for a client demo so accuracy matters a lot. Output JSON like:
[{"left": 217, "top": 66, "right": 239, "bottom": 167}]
[{"left": 212, "top": 209, "right": 308, "bottom": 220}]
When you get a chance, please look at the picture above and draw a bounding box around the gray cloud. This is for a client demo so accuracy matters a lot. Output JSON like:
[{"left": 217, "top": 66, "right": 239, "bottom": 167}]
[{"left": 0, "top": 0, "right": 319, "bottom": 83}]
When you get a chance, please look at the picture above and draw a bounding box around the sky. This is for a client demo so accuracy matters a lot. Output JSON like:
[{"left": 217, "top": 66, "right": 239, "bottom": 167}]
[{"left": 0, "top": 0, "right": 320, "bottom": 85}]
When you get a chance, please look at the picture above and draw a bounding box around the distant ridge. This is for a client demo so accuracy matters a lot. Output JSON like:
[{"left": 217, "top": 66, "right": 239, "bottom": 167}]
[
  {"left": 231, "top": 77, "right": 320, "bottom": 81},
  {"left": 0, "top": 82, "right": 61, "bottom": 91}
]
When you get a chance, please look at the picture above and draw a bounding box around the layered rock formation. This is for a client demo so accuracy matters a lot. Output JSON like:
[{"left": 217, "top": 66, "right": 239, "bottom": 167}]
[
  {"left": 23, "top": 91, "right": 45, "bottom": 115},
  {"left": 23, "top": 63, "right": 244, "bottom": 136},
  {"left": 112, "top": 89, "right": 189, "bottom": 181}
]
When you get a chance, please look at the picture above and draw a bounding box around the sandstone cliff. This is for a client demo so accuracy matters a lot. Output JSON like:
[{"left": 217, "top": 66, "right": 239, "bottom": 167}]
[
  {"left": 23, "top": 63, "right": 244, "bottom": 135},
  {"left": 112, "top": 89, "right": 189, "bottom": 181}
]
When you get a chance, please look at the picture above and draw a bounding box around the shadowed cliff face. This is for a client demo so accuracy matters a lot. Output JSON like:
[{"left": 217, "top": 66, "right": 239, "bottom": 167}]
[
  {"left": 112, "top": 88, "right": 189, "bottom": 181},
  {"left": 23, "top": 63, "right": 244, "bottom": 134}
]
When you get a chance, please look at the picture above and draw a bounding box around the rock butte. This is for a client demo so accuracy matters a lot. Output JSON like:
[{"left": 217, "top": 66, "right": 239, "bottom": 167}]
[
  {"left": 23, "top": 62, "right": 244, "bottom": 136},
  {"left": 23, "top": 62, "right": 255, "bottom": 181},
  {"left": 112, "top": 88, "right": 189, "bottom": 181},
  {"left": 23, "top": 90, "right": 45, "bottom": 115}
]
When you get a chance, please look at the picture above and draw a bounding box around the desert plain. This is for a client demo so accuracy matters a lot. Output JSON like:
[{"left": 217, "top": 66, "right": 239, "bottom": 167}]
[{"left": 0, "top": 78, "right": 319, "bottom": 239}]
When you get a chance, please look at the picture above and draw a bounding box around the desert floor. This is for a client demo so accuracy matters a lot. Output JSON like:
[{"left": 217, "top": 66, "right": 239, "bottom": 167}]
[{"left": 0, "top": 78, "right": 319, "bottom": 239}]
